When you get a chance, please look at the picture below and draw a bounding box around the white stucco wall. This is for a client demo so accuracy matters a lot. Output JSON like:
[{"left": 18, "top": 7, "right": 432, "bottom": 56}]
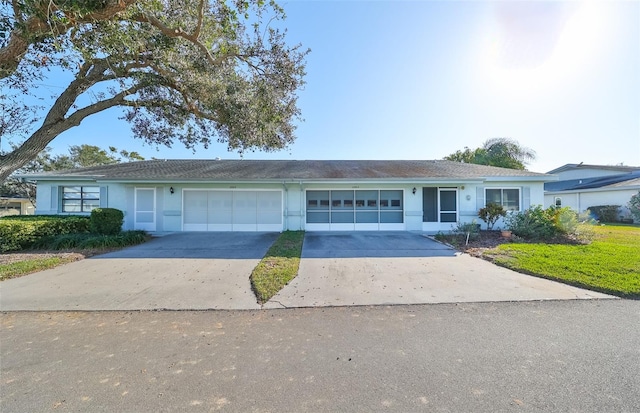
[
  {"left": 545, "top": 188, "right": 639, "bottom": 220},
  {"left": 35, "top": 179, "right": 548, "bottom": 232}
]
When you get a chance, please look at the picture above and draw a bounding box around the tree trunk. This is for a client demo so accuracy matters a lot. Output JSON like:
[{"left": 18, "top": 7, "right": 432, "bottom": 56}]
[{"left": 0, "top": 122, "right": 72, "bottom": 182}]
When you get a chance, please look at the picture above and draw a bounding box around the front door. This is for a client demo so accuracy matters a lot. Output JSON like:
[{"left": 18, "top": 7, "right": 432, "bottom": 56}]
[
  {"left": 438, "top": 188, "right": 457, "bottom": 223},
  {"left": 135, "top": 188, "right": 156, "bottom": 231}
]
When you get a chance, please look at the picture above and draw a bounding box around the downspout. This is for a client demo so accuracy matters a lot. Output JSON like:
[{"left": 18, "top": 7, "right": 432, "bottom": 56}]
[
  {"left": 300, "top": 180, "right": 304, "bottom": 231},
  {"left": 577, "top": 192, "right": 581, "bottom": 213},
  {"left": 282, "top": 181, "right": 288, "bottom": 231}
]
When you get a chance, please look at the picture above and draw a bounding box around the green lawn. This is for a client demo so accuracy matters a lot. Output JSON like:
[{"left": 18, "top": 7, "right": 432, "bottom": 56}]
[
  {"left": 483, "top": 224, "right": 640, "bottom": 298},
  {"left": 0, "top": 256, "right": 80, "bottom": 281},
  {"left": 250, "top": 231, "right": 305, "bottom": 304}
]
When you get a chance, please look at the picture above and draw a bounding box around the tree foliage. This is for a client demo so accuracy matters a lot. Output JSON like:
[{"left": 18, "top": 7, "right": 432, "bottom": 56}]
[
  {"left": 0, "top": 144, "right": 144, "bottom": 206},
  {"left": 628, "top": 192, "right": 640, "bottom": 223},
  {"left": 444, "top": 138, "right": 536, "bottom": 170},
  {"left": 0, "top": 0, "right": 308, "bottom": 181},
  {"left": 477, "top": 202, "right": 506, "bottom": 230}
]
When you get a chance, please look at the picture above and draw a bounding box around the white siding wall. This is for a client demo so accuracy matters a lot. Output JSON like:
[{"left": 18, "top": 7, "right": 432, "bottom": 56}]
[
  {"left": 35, "top": 179, "right": 548, "bottom": 232},
  {"left": 544, "top": 188, "right": 639, "bottom": 220}
]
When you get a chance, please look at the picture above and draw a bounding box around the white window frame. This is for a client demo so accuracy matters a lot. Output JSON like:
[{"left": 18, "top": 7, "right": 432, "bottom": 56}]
[
  {"left": 438, "top": 188, "right": 458, "bottom": 223},
  {"left": 134, "top": 187, "right": 156, "bottom": 231},
  {"left": 485, "top": 187, "right": 521, "bottom": 212},
  {"left": 61, "top": 186, "right": 100, "bottom": 213},
  {"left": 304, "top": 188, "right": 405, "bottom": 231}
]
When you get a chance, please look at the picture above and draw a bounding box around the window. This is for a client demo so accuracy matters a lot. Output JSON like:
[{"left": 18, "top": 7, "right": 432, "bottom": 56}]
[
  {"left": 306, "top": 189, "right": 403, "bottom": 224},
  {"left": 486, "top": 188, "right": 520, "bottom": 211},
  {"left": 62, "top": 186, "right": 100, "bottom": 212}
]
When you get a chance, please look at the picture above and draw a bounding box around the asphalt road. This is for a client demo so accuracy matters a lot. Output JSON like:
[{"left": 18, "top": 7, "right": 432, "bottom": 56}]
[{"left": 2, "top": 300, "right": 639, "bottom": 412}]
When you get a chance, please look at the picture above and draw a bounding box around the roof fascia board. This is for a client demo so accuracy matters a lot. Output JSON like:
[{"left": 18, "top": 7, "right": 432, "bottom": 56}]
[
  {"left": 484, "top": 176, "right": 556, "bottom": 182},
  {"left": 17, "top": 175, "right": 101, "bottom": 181},
  {"left": 95, "top": 178, "right": 488, "bottom": 185},
  {"left": 24, "top": 176, "right": 551, "bottom": 184},
  {"left": 545, "top": 185, "right": 640, "bottom": 194}
]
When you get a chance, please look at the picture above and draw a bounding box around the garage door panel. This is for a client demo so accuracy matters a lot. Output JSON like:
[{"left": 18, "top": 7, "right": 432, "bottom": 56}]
[
  {"left": 258, "top": 191, "right": 281, "bottom": 208},
  {"left": 257, "top": 210, "right": 282, "bottom": 225},
  {"left": 184, "top": 191, "right": 207, "bottom": 226},
  {"left": 208, "top": 191, "right": 232, "bottom": 209},
  {"left": 208, "top": 191, "right": 233, "bottom": 226},
  {"left": 185, "top": 191, "right": 208, "bottom": 209},
  {"left": 207, "top": 223, "right": 233, "bottom": 231},
  {"left": 183, "top": 190, "right": 282, "bottom": 231},
  {"left": 208, "top": 210, "right": 233, "bottom": 225}
]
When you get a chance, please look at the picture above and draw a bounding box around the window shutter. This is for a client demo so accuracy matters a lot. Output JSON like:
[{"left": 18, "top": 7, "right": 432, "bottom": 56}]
[
  {"left": 476, "top": 187, "right": 484, "bottom": 208},
  {"left": 50, "top": 186, "right": 59, "bottom": 211},
  {"left": 522, "top": 187, "right": 531, "bottom": 210},
  {"left": 100, "top": 186, "right": 108, "bottom": 208}
]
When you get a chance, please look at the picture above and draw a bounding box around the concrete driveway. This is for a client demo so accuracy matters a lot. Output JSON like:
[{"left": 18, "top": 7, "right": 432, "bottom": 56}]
[
  {"left": 263, "top": 232, "right": 613, "bottom": 308},
  {"left": 0, "top": 232, "right": 279, "bottom": 311},
  {"left": 1, "top": 231, "right": 613, "bottom": 311}
]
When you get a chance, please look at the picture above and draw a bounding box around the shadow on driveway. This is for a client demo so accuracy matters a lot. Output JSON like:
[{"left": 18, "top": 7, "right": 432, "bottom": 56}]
[
  {"left": 93, "top": 232, "right": 280, "bottom": 259},
  {"left": 302, "top": 231, "right": 456, "bottom": 258}
]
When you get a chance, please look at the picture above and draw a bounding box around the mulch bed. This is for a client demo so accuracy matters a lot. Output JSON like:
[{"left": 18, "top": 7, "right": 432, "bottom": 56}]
[
  {"left": 433, "top": 231, "right": 512, "bottom": 258},
  {"left": 434, "top": 230, "right": 591, "bottom": 258}
]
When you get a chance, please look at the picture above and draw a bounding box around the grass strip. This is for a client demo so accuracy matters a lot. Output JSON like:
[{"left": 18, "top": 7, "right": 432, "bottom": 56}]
[
  {"left": 0, "top": 256, "right": 79, "bottom": 281},
  {"left": 251, "top": 231, "right": 304, "bottom": 304},
  {"left": 483, "top": 225, "right": 640, "bottom": 298}
]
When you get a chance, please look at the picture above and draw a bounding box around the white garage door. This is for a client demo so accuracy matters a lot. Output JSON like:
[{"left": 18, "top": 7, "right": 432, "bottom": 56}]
[{"left": 183, "top": 190, "right": 282, "bottom": 232}]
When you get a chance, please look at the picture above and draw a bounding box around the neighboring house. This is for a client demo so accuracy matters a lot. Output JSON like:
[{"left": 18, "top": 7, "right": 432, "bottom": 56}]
[
  {"left": 21, "top": 160, "right": 553, "bottom": 233},
  {"left": 0, "top": 197, "right": 35, "bottom": 217},
  {"left": 544, "top": 163, "right": 640, "bottom": 221}
]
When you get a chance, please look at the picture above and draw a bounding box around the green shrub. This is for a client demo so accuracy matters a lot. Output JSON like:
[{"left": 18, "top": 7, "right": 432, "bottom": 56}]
[
  {"left": 0, "top": 216, "right": 90, "bottom": 252},
  {"left": 588, "top": 205, "right": 621, "bottom": 223},
  {"left": 505, "top": 205, "right": 556, "bottom": 240},
  {"left": 504, "top": 205, "right": 591, "bottom": 241},
  {"left": 90, "top": 208, "right": 124, "bottom": 235},
  {"left": 553, "top": 207, "right": 579, "bottom": 235},
  {"left": 32, "top": 231, "right": 148, "bottom": 250},
  {"left": 478, "top": 203, "right": 506, "bottom": 230},
  {"left": 451, "top": 220, "right": 480, "bottom": 239},
  {"left": 628, "top": 191, "right": 640, "bottom": 222}
]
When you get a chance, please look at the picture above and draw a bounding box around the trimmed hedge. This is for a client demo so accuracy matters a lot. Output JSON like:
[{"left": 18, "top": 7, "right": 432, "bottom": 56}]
[
  {"left": 32, "top": 231, "right": 148, "bottom": 250},
  {"left": 90, "top": 208, "right": 124, "bottom": 235},
  {"left": 588, "top": 205, "right": 621, "bottom": 223},
  {"left": 0, "top": 216, "right": 90, "bottom": 252}
]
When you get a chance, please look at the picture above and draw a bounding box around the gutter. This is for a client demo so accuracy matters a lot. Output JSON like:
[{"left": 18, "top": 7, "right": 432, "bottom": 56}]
[{"left": 545, "top": 184, "right": 640, "bottom": 195}]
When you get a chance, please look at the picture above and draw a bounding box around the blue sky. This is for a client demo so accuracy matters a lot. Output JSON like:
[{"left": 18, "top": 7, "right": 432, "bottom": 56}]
[{"left": 32, "top": 0, "right": 640, "bottom": 173}]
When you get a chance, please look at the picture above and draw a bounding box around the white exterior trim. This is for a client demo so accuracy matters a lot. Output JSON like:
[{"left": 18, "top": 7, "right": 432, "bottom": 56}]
[
  {"left": 181, "top": 188, "right": 283, "bottom": 232},
  {"left": 134, "top": 187, "right": 156, "bottom": 231},
  {"left": 303, "top": 187, "right": 407, "bottom": 231}
]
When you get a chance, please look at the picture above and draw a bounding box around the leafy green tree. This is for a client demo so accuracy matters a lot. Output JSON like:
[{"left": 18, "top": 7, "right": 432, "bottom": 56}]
[
  {"left": 628, "top": 191, "right": 640, "bottom": 222},
  {"left": 0, "top": 145, "right": 145, "bottom": 206},
  {"left": 0, "top": 0, "right": 308, "bottom": 181},
  {"left": 47, "top": 145, "right": 145, "bottom": 170},
  {"left": 444, "top": 138, "right": 536, "bottom": 170}
]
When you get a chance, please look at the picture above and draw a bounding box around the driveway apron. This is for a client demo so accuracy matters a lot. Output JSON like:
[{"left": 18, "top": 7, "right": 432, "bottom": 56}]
[
  {"left": 264, "top": 232, "right": 614, "bottom": 308},
  {"left": 0, "top": 233, "right": 279, "bottom": 311}
]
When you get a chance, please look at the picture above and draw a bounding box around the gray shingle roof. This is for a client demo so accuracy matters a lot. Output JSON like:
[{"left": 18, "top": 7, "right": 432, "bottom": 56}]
[
  {"left": 23, "top": 159, "right": 551, "bottom": 181},
  {"left": 545, "top": 171, "right": 640, "bottom": 191},
  {"left": 547, "top": 163, "right": 640, "bottom": 175}
]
